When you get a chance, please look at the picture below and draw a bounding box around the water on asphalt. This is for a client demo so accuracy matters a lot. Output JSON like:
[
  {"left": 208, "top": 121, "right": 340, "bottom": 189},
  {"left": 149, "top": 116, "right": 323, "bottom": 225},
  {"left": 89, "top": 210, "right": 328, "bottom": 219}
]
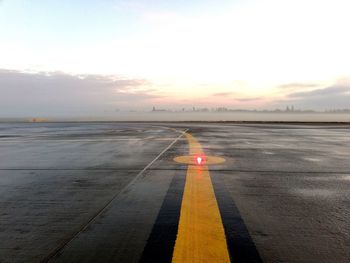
[{"left": 0, "top": 122, "right": 349, "bottom": 263}]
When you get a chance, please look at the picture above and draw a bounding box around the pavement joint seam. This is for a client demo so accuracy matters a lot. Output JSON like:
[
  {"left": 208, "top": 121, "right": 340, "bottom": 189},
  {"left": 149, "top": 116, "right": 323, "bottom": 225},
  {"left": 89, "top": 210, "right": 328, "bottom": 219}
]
[
  {"left": 2, "top": 168, "right": 349, "bottom": 174},
  {"left": 40, "top": 128, "right": 188, "bottom": 263}
]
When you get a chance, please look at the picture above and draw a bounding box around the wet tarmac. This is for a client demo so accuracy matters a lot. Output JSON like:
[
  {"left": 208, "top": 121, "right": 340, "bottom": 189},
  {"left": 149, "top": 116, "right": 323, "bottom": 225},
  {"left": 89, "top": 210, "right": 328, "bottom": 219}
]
[{"left": 0, "top": 122, "right": 349, "bottom": 263}]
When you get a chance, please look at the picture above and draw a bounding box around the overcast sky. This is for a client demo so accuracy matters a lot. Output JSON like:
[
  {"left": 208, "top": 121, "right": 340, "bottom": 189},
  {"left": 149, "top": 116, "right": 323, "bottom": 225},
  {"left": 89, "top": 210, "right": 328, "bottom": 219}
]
[{"left": 1, "top": 0, "right": 350, "bottom": 117}]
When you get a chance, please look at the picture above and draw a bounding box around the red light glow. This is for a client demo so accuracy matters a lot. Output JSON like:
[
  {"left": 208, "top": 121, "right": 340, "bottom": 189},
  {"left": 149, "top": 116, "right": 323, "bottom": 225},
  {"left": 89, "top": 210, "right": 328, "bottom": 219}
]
[{"left": 194, "top": 154, "right": 206, "bottom": 165}]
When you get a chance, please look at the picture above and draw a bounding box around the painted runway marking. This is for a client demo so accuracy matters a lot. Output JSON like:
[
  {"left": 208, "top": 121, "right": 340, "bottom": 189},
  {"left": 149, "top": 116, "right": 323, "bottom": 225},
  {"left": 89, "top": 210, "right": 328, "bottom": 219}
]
[
  {"left": 139, "top": 173, "right": 186, "bottom": 263},
  {"left": 211, "top": 175, "right": 263, "bottom": 263},
  {"left": 0, "top": 138, "right": 179, "bottom": 143},
  {"left": 172, "top": 133, "right": 230, "bottom": 262},
  {"left": 174, "top": 155, "right": 226, "bottom": 165},
  {"left": 141, "top": 131, "right": 262, "bottom": 263}
]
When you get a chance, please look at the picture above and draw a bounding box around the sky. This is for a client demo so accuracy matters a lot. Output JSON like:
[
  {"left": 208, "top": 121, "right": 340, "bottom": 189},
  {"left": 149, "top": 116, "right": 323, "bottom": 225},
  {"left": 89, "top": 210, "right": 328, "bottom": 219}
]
[{"left": 1, "top": 0, "right": 350, "bottom": 117}]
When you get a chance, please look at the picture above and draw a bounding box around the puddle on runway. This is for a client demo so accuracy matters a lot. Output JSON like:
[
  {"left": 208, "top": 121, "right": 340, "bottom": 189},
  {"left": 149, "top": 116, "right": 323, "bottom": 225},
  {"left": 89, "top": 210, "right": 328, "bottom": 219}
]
[
  {"left": 294, "top": 188, "right": 336, "bottom": 198},
  {"left": 341, "top": 175, "right": 350, "bottom": 181},
  {"left": 303, "top": 175, "right": 350, "bottom": 182},
  {"left": 303, "top": 157, "right": 321, "bottom": 162}
]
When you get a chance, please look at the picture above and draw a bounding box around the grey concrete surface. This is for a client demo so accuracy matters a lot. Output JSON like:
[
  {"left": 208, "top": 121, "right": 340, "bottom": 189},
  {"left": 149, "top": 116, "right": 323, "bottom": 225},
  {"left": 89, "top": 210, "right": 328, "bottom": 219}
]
[
  {"left": 0, "top": 123, "right": 182, "bottom": 262},
  {"left": 0, "top": 122, "right": 349, "bottom": 263}
]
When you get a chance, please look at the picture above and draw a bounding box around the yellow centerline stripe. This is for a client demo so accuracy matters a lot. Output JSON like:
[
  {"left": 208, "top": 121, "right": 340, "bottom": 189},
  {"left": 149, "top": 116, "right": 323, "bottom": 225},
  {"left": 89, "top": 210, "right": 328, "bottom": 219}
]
[{"left": 172, "top": 133, "right": 230, "bottom": 263}]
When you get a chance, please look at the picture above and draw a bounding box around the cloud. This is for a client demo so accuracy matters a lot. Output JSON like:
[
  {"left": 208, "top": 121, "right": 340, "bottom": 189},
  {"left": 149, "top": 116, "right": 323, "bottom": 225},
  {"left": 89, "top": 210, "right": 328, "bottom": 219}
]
[
  {"left": 0, "top": 69, "right": 159, "bottom": 117},
  {"left": 278, "top": 83, "right": 319, "bottom": 90},
  {"left": 212, "top": 91, "right": 263, "bottom": 102},
  {"left": 280, "top": 82, "right": 350, "bottom": 110},
  {"left": 236, "top": 97, "right": 262, "bottom": 102},
  {"left": 288, "top": 85, "right": 350, "bottom": 98},
  {"left": 212, "top": 92, "right": 233, "bottom": 97}
]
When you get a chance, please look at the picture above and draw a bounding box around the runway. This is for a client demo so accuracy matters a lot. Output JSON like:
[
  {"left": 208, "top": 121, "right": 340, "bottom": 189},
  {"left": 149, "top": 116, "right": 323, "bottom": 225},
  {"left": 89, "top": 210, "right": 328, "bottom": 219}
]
[{"left": 0, "top": 122, "right": 349, "bottom": 262}]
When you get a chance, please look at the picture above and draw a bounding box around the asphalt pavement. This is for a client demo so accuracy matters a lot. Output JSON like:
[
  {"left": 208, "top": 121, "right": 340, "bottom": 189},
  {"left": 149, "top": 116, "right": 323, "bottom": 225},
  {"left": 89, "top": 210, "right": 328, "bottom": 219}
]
[{"left": 0, "top": 122, "right": 349, "bottom": 263}]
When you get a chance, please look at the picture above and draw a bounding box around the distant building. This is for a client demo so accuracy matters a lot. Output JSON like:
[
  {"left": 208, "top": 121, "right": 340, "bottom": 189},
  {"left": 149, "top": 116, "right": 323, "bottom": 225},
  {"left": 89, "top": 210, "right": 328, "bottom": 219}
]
[
  {"left": 29, "top": 118, "right": 48, "bottom": 123},
  {"left": 151, "top": 106, "right": 167, "bottom": 112}
]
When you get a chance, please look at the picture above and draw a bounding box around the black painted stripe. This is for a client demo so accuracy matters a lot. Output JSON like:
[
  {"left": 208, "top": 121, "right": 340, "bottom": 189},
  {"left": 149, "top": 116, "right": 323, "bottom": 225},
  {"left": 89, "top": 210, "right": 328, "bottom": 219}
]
[
  {"left": 211, "top": 174, "right": 263, "bottom": 263},
  {"left": 139, "top": 172, "right": 186, "bottom": 263}
]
